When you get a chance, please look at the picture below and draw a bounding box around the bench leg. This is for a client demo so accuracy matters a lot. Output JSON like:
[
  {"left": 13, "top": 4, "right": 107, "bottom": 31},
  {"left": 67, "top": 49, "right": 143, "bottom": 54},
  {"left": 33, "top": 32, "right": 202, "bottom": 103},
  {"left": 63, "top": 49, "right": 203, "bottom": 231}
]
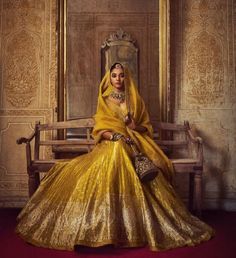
[
  {"left": 188, "top": 173, "right": 194, "bottom": 212},
  {"left": 194, "top": 171, "right": 202, "bottom": 217},
  {"left": 28, "top": 171, "right": 40, "bottom": 197}
]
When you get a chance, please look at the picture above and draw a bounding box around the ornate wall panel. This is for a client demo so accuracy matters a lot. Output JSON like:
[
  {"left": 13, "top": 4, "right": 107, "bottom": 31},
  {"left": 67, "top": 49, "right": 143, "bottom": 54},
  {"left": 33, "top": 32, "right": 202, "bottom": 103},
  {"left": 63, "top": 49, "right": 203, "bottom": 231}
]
[
  {"left": 0, "top": 0, "right": 57, "bottom": 207},
  {"left": 3, "top": 31, "right": 41, "bottom": 108},
  {"left": 172, "top": 0, "right": 236, "bottom": 210},
  {"left": 179, "top": 0, "right": 229, "bottom": 109}
]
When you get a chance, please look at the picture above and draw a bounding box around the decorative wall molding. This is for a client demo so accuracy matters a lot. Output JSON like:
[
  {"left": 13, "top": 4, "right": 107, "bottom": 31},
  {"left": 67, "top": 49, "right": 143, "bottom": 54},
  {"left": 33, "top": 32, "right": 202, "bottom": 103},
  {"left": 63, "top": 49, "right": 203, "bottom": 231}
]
[
  {"left": 4, "top": 30, "right": 40, "bottom": 108},
  {"left": 185, "top": 30, "right": 224, "bottom": 105}
]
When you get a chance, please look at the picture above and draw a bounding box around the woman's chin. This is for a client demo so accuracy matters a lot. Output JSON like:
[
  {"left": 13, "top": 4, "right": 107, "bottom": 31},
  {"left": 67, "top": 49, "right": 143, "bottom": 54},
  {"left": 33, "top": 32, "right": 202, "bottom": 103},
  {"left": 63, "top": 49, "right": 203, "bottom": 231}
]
[{"left": 114, "top": 85, "right": 124, "bottom": 91}]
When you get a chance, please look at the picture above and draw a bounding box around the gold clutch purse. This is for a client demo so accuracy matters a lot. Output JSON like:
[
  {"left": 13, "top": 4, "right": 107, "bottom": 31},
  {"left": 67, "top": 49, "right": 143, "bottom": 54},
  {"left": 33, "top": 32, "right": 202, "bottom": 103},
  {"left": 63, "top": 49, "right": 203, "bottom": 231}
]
[
  {"left": 130, "top": 144, "right": 159, "bottom": 182},
  {"left": 134, "top": 153, "right": 159, "bottom": 181}
]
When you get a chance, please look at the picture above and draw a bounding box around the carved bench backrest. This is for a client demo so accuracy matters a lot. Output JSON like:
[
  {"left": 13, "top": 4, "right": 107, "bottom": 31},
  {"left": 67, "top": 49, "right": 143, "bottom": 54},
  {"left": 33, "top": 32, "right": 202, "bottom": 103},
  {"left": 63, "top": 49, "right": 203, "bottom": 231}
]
[
  {"left": 34, "top": 118, "right": 95, "bottom": 160},
  {"left": 33, "top": 118, "right": 194, "bottom": 160},
  {"left": 152, "top": 121, "right": 191, "bottom": 158}
]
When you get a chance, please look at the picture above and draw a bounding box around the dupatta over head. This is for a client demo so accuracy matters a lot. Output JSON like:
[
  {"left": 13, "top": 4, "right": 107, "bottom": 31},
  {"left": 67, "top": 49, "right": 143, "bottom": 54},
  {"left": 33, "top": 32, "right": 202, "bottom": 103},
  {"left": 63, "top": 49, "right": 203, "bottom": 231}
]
[{"left": 92, "top": 65, "right": 173, "bottom": 181}]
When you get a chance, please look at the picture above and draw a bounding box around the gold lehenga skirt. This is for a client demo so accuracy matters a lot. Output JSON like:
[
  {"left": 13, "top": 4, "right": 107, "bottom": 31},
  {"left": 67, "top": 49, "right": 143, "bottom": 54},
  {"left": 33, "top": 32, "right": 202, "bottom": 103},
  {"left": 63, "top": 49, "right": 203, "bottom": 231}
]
[{"left": 16, "top": 140, "right": 214, "bottom": 251}]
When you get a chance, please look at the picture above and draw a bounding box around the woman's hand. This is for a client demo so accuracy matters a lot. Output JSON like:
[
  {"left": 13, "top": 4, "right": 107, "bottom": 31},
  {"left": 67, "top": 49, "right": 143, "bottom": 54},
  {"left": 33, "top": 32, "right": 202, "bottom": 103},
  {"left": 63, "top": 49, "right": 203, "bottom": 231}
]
[
  {"left": 125, "top": 112, "right": 136, "bottom": 130},
  {"left": 125, "top": 112, "right": 147, "bottom": 133},
  {"left": 111, "top": 133, "right": 134, "bottom": 145},
  {"left": 102, "top": 131, "right": 134, "bottom": 145}
]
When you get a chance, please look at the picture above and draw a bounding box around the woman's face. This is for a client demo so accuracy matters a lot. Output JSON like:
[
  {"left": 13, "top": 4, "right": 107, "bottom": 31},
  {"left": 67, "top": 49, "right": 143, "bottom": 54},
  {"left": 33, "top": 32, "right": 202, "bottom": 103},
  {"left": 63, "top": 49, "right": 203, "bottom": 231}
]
[{"left": 110, "top": 68, "right": 125, "bottom": 91}]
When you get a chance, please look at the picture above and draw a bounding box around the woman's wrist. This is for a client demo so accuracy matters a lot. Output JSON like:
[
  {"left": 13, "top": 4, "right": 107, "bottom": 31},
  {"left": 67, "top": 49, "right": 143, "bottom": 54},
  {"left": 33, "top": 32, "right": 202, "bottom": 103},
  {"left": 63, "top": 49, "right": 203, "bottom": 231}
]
[{"left": 110, "top": 132, "right": 124, "bottom": 141}]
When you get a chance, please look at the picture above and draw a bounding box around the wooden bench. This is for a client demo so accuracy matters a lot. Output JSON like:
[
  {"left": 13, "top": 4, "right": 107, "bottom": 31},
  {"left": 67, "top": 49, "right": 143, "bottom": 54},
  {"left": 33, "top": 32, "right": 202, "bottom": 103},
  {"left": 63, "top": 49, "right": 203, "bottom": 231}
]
[
  {"left": 152, "top": 121, "right": 203, "bottom": 216},
  {"left": 17, "top": 118, "right": 203, "bottom": 216}
]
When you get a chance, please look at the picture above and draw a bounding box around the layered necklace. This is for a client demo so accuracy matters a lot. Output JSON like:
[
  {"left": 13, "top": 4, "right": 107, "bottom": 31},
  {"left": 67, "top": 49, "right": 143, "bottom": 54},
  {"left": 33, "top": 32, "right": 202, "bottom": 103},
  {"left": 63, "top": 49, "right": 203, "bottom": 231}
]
[{"left": 110, "top": 90, "right": 125, "bottom": 103}]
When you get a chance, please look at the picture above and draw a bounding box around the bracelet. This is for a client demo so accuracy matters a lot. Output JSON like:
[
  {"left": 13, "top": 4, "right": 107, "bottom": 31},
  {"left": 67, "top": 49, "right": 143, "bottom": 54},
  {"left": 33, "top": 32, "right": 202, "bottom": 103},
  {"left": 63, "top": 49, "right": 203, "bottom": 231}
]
[{"left": 111, "top": 133, "right": 123, "bottom": 141}]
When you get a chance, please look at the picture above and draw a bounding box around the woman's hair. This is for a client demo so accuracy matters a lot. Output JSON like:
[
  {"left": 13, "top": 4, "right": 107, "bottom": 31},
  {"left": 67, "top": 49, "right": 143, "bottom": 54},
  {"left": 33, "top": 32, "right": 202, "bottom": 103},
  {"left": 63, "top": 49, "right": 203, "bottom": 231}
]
[{"left": 109, "top": 62, "right": 124, "bottom": 72}]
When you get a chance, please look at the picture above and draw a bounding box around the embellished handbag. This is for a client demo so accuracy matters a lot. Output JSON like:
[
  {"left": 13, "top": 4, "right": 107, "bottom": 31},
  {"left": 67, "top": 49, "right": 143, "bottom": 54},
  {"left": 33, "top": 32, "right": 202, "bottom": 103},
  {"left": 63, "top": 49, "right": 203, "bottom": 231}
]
[
  {"left": 130, "top": 144, "right": 159, "bottom": 182},
  {"left": 111, "top": 133, "right": 158, "bottom": 182}
]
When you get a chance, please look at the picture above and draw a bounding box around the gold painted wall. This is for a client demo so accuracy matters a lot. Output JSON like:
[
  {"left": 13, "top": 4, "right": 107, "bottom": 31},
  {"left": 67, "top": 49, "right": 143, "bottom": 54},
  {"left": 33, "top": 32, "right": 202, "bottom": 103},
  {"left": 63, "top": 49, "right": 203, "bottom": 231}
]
[
  {"left": 172, "top": 0, "right": 236, "bottom": 210},
  {"left": 0, "top": 0, "right": 57, "bottom": 207}
]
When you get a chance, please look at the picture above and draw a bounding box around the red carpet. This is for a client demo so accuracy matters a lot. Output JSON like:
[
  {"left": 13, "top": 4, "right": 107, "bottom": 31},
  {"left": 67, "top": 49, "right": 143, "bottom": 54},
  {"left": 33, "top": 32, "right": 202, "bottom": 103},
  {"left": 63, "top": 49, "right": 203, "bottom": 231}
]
[{"left": 1, "top": 209, "right": 236, "bottom": 258}]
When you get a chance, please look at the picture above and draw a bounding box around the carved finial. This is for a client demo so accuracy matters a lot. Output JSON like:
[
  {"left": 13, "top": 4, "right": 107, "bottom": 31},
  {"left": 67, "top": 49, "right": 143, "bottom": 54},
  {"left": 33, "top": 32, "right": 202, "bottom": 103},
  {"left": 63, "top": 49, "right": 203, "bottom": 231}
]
[{"left": 101, "top": 28, "right": 136, "bottom": 48}]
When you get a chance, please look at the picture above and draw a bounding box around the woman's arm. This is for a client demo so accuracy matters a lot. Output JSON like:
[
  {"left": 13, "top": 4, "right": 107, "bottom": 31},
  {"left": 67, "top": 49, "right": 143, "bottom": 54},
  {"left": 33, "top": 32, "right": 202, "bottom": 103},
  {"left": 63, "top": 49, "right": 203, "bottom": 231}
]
[
  {"left": 102, "top": 131, "right": 125, "bottom": 141},
  {"left": 102, "top": 131, "right": 133, "bottom": 144}
]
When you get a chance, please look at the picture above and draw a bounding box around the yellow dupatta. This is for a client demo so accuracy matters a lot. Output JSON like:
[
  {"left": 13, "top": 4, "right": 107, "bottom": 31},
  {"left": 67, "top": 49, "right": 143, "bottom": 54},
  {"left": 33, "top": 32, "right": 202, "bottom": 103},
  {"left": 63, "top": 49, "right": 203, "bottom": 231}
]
[{"left": 92, "top": 67, "right": 173, "bottom": 181}]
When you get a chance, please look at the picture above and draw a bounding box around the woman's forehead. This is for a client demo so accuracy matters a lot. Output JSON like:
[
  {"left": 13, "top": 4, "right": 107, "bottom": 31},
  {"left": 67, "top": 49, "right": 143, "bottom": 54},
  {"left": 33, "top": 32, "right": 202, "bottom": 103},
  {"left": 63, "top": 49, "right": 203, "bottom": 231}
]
[{"left": 111, "top": 68, "right": 124, "bottom": 74}]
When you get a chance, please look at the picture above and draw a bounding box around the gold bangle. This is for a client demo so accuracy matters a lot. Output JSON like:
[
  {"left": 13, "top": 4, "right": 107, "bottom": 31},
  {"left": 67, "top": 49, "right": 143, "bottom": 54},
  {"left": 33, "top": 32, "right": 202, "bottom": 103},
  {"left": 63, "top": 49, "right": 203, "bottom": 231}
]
[
  {"left": 110, "top": 133, "right": 114, "bottom": 140},
  {"left": 111, "top": 133, "right": 123, "bottom": 141}
]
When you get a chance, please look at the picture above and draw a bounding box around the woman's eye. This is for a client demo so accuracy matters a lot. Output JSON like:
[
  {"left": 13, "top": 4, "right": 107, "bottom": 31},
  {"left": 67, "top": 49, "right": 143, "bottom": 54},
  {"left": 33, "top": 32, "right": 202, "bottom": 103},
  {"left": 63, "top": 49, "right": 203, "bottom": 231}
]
[{"left": 111, "top": 74, "right": 116, "bottom": 78}]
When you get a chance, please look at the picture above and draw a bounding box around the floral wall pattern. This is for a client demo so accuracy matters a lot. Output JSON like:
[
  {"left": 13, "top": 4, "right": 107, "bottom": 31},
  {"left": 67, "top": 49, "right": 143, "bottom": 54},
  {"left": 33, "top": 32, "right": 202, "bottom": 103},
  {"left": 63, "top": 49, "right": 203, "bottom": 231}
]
[
  {"left": 173, "top": 0, "right": 236, "bottom": 210},
  {"left": 0, "top": 0, "right": 57, "bottom": 207}
]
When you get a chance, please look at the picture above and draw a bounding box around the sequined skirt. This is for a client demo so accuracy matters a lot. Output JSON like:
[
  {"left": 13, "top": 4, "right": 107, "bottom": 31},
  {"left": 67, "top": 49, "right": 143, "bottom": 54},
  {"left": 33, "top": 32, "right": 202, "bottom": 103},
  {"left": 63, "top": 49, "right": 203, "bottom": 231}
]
[{"left": 16, "top": 140, "right": 214, "bottom": 251}]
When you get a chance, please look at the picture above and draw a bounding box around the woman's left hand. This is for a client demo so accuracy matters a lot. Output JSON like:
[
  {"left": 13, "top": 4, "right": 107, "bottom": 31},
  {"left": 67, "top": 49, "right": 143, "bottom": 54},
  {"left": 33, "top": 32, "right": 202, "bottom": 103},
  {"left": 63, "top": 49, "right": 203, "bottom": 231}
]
[
  {"left": 125, "top": 113, "right": 136, "bottom": 130},
  {"left": 125, "top": 113, "right": 147, "bottom": 133}
]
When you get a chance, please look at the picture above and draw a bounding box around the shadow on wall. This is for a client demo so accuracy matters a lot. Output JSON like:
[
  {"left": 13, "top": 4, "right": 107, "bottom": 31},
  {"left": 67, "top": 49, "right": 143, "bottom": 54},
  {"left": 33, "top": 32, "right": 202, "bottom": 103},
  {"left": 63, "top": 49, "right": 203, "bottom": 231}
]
[{"left": 194, "top": 126, "right": 230, "bottom": 209}]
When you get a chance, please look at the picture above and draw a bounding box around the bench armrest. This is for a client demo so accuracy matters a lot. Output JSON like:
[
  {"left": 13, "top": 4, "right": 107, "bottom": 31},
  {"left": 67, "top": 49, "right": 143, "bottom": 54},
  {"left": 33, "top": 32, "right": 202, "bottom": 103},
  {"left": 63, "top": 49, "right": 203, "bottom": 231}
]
[
  {"left": 16, "top": 131, "right": 36, "bottom": 145},
  {"left": 184, "top": 121, "right": 203, "bottom": 165},
  {"left": 184, "top": 120, "right": 202, "bottom": 144},
  {"left": 186, "top": 128, "right": 203, "bottom": 145},
  {"left": 16, "top": 131, "right": 36, "bottom": 171}
]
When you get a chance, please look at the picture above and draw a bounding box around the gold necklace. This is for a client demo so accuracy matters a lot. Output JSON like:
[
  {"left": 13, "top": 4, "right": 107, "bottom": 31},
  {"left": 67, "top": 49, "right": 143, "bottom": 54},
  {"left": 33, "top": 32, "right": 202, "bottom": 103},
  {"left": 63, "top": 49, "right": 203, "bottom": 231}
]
[{"left": 110, "top": 91, "right": 125, "bottom": 103}]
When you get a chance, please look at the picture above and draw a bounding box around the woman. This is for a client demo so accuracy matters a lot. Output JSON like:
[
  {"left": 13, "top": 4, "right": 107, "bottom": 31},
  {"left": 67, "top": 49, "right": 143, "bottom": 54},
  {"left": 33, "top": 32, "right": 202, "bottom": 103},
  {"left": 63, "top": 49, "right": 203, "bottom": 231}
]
[{"left": 16, "top": 63, "right": 214, "bottom": 251}]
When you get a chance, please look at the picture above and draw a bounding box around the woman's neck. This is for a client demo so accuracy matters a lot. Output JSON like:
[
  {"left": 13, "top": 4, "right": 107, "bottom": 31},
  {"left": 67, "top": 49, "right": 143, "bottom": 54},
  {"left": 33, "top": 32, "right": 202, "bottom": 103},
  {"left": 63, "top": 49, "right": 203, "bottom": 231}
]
[{"left": 110, "top": 89, "right": 125, "bottom": 103}]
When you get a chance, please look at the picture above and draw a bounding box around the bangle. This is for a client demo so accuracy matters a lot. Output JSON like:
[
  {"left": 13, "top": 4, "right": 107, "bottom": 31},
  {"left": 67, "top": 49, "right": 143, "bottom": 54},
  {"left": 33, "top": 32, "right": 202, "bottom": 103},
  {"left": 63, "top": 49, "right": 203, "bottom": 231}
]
[
  {"left": 110, "top": 133, "right": 114, "bottom": 140},
  {"left": 111, "top": 133, "right": 123, "bottom": 141}
]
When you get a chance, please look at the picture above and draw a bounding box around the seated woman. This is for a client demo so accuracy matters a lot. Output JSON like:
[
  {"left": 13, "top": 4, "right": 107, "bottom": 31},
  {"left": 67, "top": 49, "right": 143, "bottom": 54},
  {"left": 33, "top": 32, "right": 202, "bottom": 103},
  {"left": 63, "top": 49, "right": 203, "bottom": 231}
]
[{"left": 16, "top": 63, "right": 214, "bottom": 251}]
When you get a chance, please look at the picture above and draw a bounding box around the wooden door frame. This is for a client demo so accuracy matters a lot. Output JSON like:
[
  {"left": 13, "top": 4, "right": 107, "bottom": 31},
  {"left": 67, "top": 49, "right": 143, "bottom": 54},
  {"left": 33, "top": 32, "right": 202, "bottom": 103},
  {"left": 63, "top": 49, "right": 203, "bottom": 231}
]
[{"left": 57, "top": 0, "right": 171, "bottom": 123}]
